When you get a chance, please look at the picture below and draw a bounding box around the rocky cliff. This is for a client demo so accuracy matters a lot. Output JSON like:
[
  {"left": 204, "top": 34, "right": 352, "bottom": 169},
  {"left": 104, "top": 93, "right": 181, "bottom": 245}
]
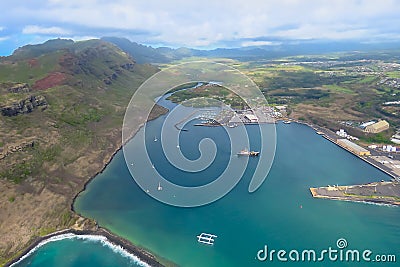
[{"left": 1, "top": 95, "right": 47, "bottom": 116}]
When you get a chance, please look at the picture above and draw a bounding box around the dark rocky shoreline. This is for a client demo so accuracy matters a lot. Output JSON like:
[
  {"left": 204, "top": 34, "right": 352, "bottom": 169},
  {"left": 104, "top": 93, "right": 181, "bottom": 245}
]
[{"left": 5, "top": 228, "right": 164, "bottom": 267}]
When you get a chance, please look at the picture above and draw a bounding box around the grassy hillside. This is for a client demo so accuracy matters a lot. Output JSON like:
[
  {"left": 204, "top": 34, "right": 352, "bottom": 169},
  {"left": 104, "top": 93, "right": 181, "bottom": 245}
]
[{"left": 0, "top": 39, "right": 160, "bottom": 264}]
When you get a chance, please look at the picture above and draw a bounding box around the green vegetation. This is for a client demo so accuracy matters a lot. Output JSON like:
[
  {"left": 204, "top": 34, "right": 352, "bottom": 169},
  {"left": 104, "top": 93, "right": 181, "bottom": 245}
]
[
  {"left": 358, "top": 75, "right": 377, "bottom": 84},
  {"left": 60, "top": 211, "right": 74, "bottom": 226},
  {"left": 0, "top": 51, "right": 63, "bottom": 84},
  {"left": 0, "top": 144, "right": 62, "bottom": 183},
  {"left": 262, "top": 71, "right": 356, "bottom": 90},
  {"left": 59, "top": 107, "right": 104, "bottom": 126},
  {"left": 167, "top": 82, "right": 199, "bottom": 93},
  {"left": 269, "top": 88, "right": 330, "bottom": 102},
  {"left": 8, "top": 196, "right": 15, "bottom": 203},
  {"left": 323, "top": 84, "right": 354, "bottom": 94},
  {"left": 360, "top": 133, "right": 394, "bottom": 144},
  {"left": 0, "top": 161, "right": 35, "bottom": 183},
  {"left": 0, "top": 39, "right": 158, "bottom": 186},
  {"left": 37, "top": 227, "right": 57, "bottom": 237},
  {"left": 387, "top": 71, "right": 400, "bottom": 78},
  {"left": 167, "top": 83, "right": 249, "bottom": 109}
]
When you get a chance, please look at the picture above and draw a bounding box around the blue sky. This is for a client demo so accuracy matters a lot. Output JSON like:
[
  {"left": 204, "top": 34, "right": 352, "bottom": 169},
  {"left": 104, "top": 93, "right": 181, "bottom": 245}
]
[{"left": 1, "top": 0, "right": 400, "bottom": 55}]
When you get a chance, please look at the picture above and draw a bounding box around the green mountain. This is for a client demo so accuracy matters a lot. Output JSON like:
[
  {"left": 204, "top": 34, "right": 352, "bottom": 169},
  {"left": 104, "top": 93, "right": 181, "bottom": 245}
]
[
  {"left": 101, "top": 37, "right": 171, "bottom": 63},
  {"left": 0, "top": 39, "right": 161, "bottom": 264},
  {"left": 103, "top": 37, "right": 400, "bottom": 63}
]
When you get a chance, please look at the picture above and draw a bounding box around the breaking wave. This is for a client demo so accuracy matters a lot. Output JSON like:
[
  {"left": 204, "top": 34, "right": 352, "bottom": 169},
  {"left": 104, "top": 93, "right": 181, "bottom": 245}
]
[{"left": 10, "top": 233, "right": 150, "bottom": 267}]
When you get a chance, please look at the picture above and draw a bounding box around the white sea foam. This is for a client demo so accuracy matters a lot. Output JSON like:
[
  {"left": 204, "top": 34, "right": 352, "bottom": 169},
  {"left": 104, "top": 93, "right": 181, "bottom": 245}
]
[
  {"left": 341, "top": 198, "right": 397, "bottom": 207},
  {"left": 358, "top": 200, "right": 397, "bottom": 207},
  {"left": 10, "top": 233, "right": 150, "bottom": 267}
]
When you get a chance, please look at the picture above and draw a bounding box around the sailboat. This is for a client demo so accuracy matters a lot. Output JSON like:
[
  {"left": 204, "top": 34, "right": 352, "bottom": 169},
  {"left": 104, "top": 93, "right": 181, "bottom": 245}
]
[
  {"left": 154, "top": 136, "right": 158, "bottom": 142},
  {"left": 157, "top": 182, "right": 163, "bottom": 191}
]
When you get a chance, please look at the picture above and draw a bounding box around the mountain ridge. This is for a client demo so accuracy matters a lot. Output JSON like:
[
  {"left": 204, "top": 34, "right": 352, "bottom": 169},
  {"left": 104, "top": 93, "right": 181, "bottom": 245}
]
[
  {"left": 102, "top": 36, "right": 400, "bottom": 63},
  {"left": 0, "top": 38, "right": 163, "bottom": 265}
]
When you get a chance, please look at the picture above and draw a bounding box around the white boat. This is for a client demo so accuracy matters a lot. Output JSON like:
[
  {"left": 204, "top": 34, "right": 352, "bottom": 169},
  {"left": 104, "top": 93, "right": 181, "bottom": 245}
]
[
  {"left": 157, "top": 182, "right": 163, "bottom": 191},
  {"left": 154, "top": 137, "right": 158, "bottom": 142},
  {"left": 237, "top": 148, "right": 260, "bottom": 156}
]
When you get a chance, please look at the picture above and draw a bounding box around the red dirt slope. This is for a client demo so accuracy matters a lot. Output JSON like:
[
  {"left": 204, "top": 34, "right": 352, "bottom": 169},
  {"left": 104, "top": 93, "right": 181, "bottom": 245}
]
[{"left": 33, "top": 72, "right": 66, "bottom": 90}]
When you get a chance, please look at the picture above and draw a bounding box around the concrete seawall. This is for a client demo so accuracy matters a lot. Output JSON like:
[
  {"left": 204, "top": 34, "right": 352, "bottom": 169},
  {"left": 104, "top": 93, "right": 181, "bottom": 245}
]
[
  {"left": 310, "top": 182, "right": 400, "bottom": 206},
  {"left": 289, "top": 119, "right": 399, "bottom": 181}
]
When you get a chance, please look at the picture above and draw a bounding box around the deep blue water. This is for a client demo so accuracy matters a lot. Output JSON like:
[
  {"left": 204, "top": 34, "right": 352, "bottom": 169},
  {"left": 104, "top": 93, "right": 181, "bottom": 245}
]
[{"left": 72, "top": 121, "right": 399, "bottom": 267}]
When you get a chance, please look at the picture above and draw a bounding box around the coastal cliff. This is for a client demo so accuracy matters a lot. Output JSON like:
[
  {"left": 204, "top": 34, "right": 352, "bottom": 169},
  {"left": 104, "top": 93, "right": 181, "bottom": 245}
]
[
  {"left": 0, "top": 39, "right": 161, "bottom": 265},
  {"left": 1, "top": 95, "right": 48, "bottom": 116}
]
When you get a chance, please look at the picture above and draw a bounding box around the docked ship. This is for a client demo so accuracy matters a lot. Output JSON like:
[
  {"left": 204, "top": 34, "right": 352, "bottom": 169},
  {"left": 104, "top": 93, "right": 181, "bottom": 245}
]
[{"left": 237, "top": 148, "right": 260, "bottom": 156}]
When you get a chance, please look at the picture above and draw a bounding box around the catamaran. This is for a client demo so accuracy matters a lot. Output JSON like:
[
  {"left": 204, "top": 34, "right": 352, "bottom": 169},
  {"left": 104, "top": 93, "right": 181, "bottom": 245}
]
[{"left": 197, "top": 233, "right": 217, "bottom": 245}]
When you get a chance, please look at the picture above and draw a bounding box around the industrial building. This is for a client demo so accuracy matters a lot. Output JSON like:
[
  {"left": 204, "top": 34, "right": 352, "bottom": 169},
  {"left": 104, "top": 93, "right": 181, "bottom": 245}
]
[
  {"left": 337, "top": 139, "right": 371, "bottom": 156},
  {"left": 364, "top": 120, "right": 389, "bottom": 133},
  {"left": 244, "top": 114, "right": 258, "bottom": 123}
]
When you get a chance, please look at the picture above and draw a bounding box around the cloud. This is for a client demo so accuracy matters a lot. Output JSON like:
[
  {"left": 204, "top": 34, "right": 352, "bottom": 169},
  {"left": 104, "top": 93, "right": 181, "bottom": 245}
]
[
  {"left": 0, "top": 36, "right": 10, "bottom": 42},
  {"left": 0, "top": 0, "right": 400, "bottom": 48},
  {"left": 22, "top": 25, "right": 70, "bottom": 35},
  {"left": 241, "top": 41, "right": 282, "bottom": 47}
]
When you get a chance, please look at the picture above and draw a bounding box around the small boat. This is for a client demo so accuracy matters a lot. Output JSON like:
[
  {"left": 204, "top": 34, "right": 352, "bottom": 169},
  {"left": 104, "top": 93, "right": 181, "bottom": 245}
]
[
  {"left": 283, "top": 120, "right": 291, "bottom": 124},
  {"left": 154, "top": 137, "right": 158, "bottom": 142},
  {"left": 237, "top": 148, "right": 260, "bottom": 156},
  {"left": 157, "top": 182, "right": 163, "bottom": 191}
]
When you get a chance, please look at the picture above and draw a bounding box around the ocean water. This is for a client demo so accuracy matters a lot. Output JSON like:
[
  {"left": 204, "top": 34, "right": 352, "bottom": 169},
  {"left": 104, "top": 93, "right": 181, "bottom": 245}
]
[
  {"left": 15, "top": 94, "right": 400, "bottom": 266},
  {"left": 11, "top": 234, "right": 148, "bottom": 267}
]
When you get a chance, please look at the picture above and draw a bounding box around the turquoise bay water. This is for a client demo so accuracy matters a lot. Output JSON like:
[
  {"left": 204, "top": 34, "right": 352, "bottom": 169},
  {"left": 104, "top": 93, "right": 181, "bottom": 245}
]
[
  {"left": 15, "top": 94, "right": 400, "bottom": 266},
  {"left": 73, "top": 118, "right": 399, "bottom": 266}
]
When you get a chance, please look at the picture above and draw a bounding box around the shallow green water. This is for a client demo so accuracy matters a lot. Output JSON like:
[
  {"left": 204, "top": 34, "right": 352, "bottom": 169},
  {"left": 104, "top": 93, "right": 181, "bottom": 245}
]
[{"left": 11, "top": 234, "right": 147, "bottom": 267}]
